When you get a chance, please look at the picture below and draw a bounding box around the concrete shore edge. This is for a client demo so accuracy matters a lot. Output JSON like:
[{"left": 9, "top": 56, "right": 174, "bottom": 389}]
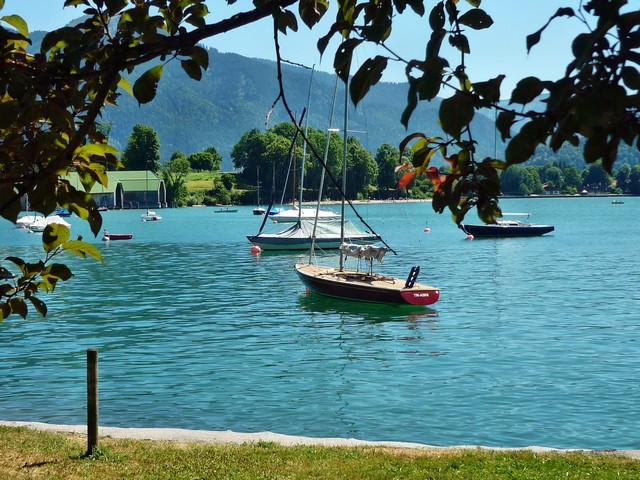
[{"left": 2, "top": 421, "right": 638, "bottom": 459}]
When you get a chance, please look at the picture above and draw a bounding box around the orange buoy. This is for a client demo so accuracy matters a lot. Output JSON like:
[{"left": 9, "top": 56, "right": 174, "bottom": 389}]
[
  {"left": 423, "top": 227, "right": 430, "bottom": 233},
  {"left": 250, "top": 245, "right": 261, "bottom": 255},
  {"left": 466, "top": 234, "right": 474, "bottom": 240}
]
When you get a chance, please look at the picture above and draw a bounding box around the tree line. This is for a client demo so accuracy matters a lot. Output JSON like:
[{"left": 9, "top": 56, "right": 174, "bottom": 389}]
[{"left": 122, "top": 123, "right": 639, "bottom": 207}]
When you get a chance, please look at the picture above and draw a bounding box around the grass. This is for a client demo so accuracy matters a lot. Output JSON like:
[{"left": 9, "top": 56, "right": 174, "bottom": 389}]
[
  {"left": 186, "top": 172, "right": 216, "bottom": 192},
  {"left": 1, "top": 426, "right": 639, "bottom": 479}
]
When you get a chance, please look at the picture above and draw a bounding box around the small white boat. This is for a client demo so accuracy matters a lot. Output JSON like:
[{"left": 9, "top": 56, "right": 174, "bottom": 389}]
[
  {"left": 141, "top": 211, "right": 162, "bottom": 221},
  {"left": 270, "top": 206, "right": 339, "bottom": 223},
  {"left": 15, "top": 215, "right": 40, "bottom": 228},
  {"left": 28, "top": 215, "right": 71, "bottom": 232}
]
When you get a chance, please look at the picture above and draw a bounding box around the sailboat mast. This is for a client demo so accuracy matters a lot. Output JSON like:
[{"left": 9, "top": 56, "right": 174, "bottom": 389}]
[
  {"left": 308, "top": 76, "right": 339, "bottom": 263},
  {"left": 339, "top": 77, "right": 349, "bottom": 271},
  {"left": 298, "top": 66, "right": 315, "bottom": 223}
]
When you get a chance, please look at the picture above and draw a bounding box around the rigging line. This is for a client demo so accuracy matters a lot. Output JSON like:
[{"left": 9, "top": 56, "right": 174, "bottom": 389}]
[
  {"left": 257, "top": 109, "right": 306, "bottom": 235},
  {"left": 292, "top": 108, "right": 396, "bottom": 255}
]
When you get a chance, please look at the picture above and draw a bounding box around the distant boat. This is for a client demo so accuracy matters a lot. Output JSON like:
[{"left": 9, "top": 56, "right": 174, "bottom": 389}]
[
  {"left": 141, "top": 211, "right": 162, "bottom": 221},
  {"left": 102, "top": 231, "right": 133, "bottom": 241},
  {"left": 215, "top": 206, "right": 238, "bottom": 213},
  {"left": 459, "top": 213, "right": 554, "bottom": 238},
  {"left": 15, "top": 214, "right": 40, "bottom": 228},
  {"left": 54, "top": 207, "right": 71, "bottom": 217},
  {"left": 611, "top": 199, "right": 625, "bottom": 204},
  {"left": 269, "top": 206, "right": 339, "bottom": 223}
]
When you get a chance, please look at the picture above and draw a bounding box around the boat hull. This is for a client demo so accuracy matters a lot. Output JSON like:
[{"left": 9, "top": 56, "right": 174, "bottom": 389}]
[
  {"left": 295, "top": 263, "right": 439, "bottom": 306},
  {"left": 460, "top": 223, "right": 554, "bottom": 237},
  {"left": 247, "top": 235, "right": 377, "bottom": 251},
  {"left": 102, "top": 233, "right": 133, "bottom": 241}
]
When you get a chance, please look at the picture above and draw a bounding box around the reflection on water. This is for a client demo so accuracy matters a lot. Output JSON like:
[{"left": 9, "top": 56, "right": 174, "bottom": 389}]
[{"left": 298, "top": 293, "right": 438, "bottom": 325}]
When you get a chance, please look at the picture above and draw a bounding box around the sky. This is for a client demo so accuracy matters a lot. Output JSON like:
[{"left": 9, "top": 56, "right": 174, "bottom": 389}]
[{"left": 2, "top": 1, "right": 587, "bottom": 94}]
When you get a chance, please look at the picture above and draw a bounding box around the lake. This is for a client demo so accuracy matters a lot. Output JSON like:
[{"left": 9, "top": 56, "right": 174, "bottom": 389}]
[{"left": 1, "top": 196, "right": 638, "bottom": 450}]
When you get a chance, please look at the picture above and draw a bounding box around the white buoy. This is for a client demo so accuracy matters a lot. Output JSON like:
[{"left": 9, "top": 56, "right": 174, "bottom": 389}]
[{"left": 466, "top": 234, "right": 474, "bottom": 240}]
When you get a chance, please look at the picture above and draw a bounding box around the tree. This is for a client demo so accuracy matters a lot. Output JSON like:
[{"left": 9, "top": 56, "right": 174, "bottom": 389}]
[
  {"left": 375, "top": 144, "right": 402, "bottom": 198},
  {"left": 582, "top": 163, "right": 613, "bottom": 192},
  {"left": 2, "top": 0, "right": 638, "bottom": 320},
  {"left": 204, "top": 146, "right": 223, "bottom": 172},
  {"left": 563, "top": 166, "right": 583, "bottom": 194},
  {"left": 162, "top": 154, "right": 191, "bottom": 206},
  {"left": 615, "top": 163, "right": 632, "bottom": 193},
  {"left": 121, "top": 124, "right": 161, "bottom": 172},
  {"left": 345, "top": 137, "right": 377, "bottom": 200},
  {"left": 187, "top": 151, "right": 216, "bottom": 171}
]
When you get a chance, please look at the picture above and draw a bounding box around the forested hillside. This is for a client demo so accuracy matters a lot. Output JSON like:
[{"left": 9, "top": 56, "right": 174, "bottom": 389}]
[{"left": 28, "top": 31, "right": 636, "bottom": 172}]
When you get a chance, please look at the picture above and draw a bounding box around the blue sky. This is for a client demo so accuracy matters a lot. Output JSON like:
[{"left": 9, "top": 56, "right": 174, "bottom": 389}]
[{"left": 3, "top": 1, "right": 586, "bottom": 94}]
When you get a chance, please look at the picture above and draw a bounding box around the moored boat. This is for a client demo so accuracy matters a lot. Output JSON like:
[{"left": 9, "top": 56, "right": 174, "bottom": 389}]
[
  {"left": 141, "top": 211, "right": 162, "bottom": 221},
  {"left": 459, "top": 213, "right": 554, "bottom": 238},
  {"left": 295, "top": 245, "right": 440, "bottom": 306},
  {"left": 102, "top": 231, "right": 133, "bottom": 241}
]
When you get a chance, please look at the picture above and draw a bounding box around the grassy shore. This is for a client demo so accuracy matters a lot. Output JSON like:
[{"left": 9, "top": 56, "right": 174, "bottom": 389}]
[{"left": 1, "top": 426, "right": 639, "bottom": 479}]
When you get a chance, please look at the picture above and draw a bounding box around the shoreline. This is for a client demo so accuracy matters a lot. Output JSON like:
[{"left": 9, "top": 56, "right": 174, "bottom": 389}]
[{"left": 2, "top": 420, "right": 639, "bottom": 459}]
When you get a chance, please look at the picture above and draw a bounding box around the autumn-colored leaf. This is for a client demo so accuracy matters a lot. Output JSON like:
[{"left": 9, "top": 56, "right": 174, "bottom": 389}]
[{"left": 398, "top": 171, "right": 416, "bottom": 189}]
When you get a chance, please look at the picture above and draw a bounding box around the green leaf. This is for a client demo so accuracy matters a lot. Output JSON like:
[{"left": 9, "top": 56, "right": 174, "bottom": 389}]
[
  {"left": 28, "top": 296, "right": 48, "bottom": 317},
  {"left": 118, "top": 76, "right": 133, "bottom": 97},
  {"left": 42, "top": 224, "right": 71, "bottom": 254},
  {"left": 621, "top": 66, "right": 640, "bottom": 90},
  {"left": 0, "top": 266, "right": 14, "bottom": 280},
  {"left": 47, "top": 263, "right": 73, "bottom": 281},
  {"left": 472, "top": 75, "right": 505, "bottom": 105},
  {"left": 181, "top": 59, "right": 202, "bottom": 81},
  {"left": 63, "top": 240, "right": 104, "bottom": 264},
  {"left": 0, "top": 185, "right": 23, "bottom": 223},
  {"left": 439, "top": 91, "right": 475, "bottom": 139},
  {"left": 334, "top": 38, "right": 362, "bottom": 83},
  {"left": 428, "top": 3, "right": 445, "bottom": 30},
  {"left": 1, "top": 14, "right": 28, "bottom": 37},
  {"left": 133, "top": 64, "right": 164, "bottom": 105},
  {"left": 496, "top": 110, "right": 516, "bottom": 141},
  {"left": 8, "top": 297, "right": 27, "bottom": 319},
  {"left": 510, "top": 76, "right": 544, "bottom": 105},
  {"left": 276, "top": 9, "right": 298, "bottom": 34},
  {"left": 505, "top": 118, "right": 547, "bottom": 165},
  {"left": 1, "top": 302, "right": 10, "bottom": 321},
  {"left": 458, "top": 9, "right": 493, "bottom": 30},
  {"left": 299, "top": 0, "right": 329, "bottom": 29},
  {"left": 350, "top": 56, "right": 387, "bottom": 105}
]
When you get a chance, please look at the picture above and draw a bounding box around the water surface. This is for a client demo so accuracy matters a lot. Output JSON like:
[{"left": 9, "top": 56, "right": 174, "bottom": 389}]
[{"left": 1, "top": 197, "right": 638, "bottom": 450}]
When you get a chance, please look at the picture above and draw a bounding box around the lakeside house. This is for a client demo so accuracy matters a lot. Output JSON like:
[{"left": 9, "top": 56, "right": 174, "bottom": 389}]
[{"left": 20, "top": 171, "right": 167, "bottom": 211}]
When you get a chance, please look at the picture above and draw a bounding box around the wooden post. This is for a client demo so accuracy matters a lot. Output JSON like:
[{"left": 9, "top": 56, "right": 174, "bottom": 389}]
[{"left": 86, "top": 348, "right": 98, "bottom": 456}]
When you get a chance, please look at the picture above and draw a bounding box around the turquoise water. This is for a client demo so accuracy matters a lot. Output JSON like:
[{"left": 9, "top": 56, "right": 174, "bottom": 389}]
[{"left": 1, "top": 197, "right": 639, "bottom": 450}]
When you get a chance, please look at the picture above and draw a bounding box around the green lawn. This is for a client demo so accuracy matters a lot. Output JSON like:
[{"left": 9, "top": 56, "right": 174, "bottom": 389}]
[{"left": 1, "top": 426, "right": 638, "bottom": 479}]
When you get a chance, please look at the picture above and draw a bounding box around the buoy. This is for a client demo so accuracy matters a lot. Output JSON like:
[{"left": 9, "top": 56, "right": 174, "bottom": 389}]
[
  {"left": 466, "top": 234, "right": 474, "bottom": 240},
  {"left": 250, "top": 245, "right": 261, "bottom": 255},
  {"left": 423, "top": 227, "right": 430, "bottom": 233},
  {"left": 305, "top": 288, "right": 311, "bottom": 295}
]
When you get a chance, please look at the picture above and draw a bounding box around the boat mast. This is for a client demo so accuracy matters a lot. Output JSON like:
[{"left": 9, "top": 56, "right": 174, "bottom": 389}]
[
  {"left": 298, "top": 66, "right": 315, "bottom": 223},
  {"left": 308, "top": 76, "right": 339, "bottom": 263},
  {"left": 339, "top": 75, "right": 349, "bottom": 271}
]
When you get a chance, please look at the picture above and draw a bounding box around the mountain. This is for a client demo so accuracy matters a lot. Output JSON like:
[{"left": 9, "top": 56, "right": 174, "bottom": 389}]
[{"left": 99, "top": 46, "right": 505, "bottom": 171}]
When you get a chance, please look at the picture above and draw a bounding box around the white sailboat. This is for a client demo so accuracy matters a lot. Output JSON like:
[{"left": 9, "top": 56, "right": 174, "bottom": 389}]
[{"left": 248, "top": 76, "right": 377, "bottom": 251}]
